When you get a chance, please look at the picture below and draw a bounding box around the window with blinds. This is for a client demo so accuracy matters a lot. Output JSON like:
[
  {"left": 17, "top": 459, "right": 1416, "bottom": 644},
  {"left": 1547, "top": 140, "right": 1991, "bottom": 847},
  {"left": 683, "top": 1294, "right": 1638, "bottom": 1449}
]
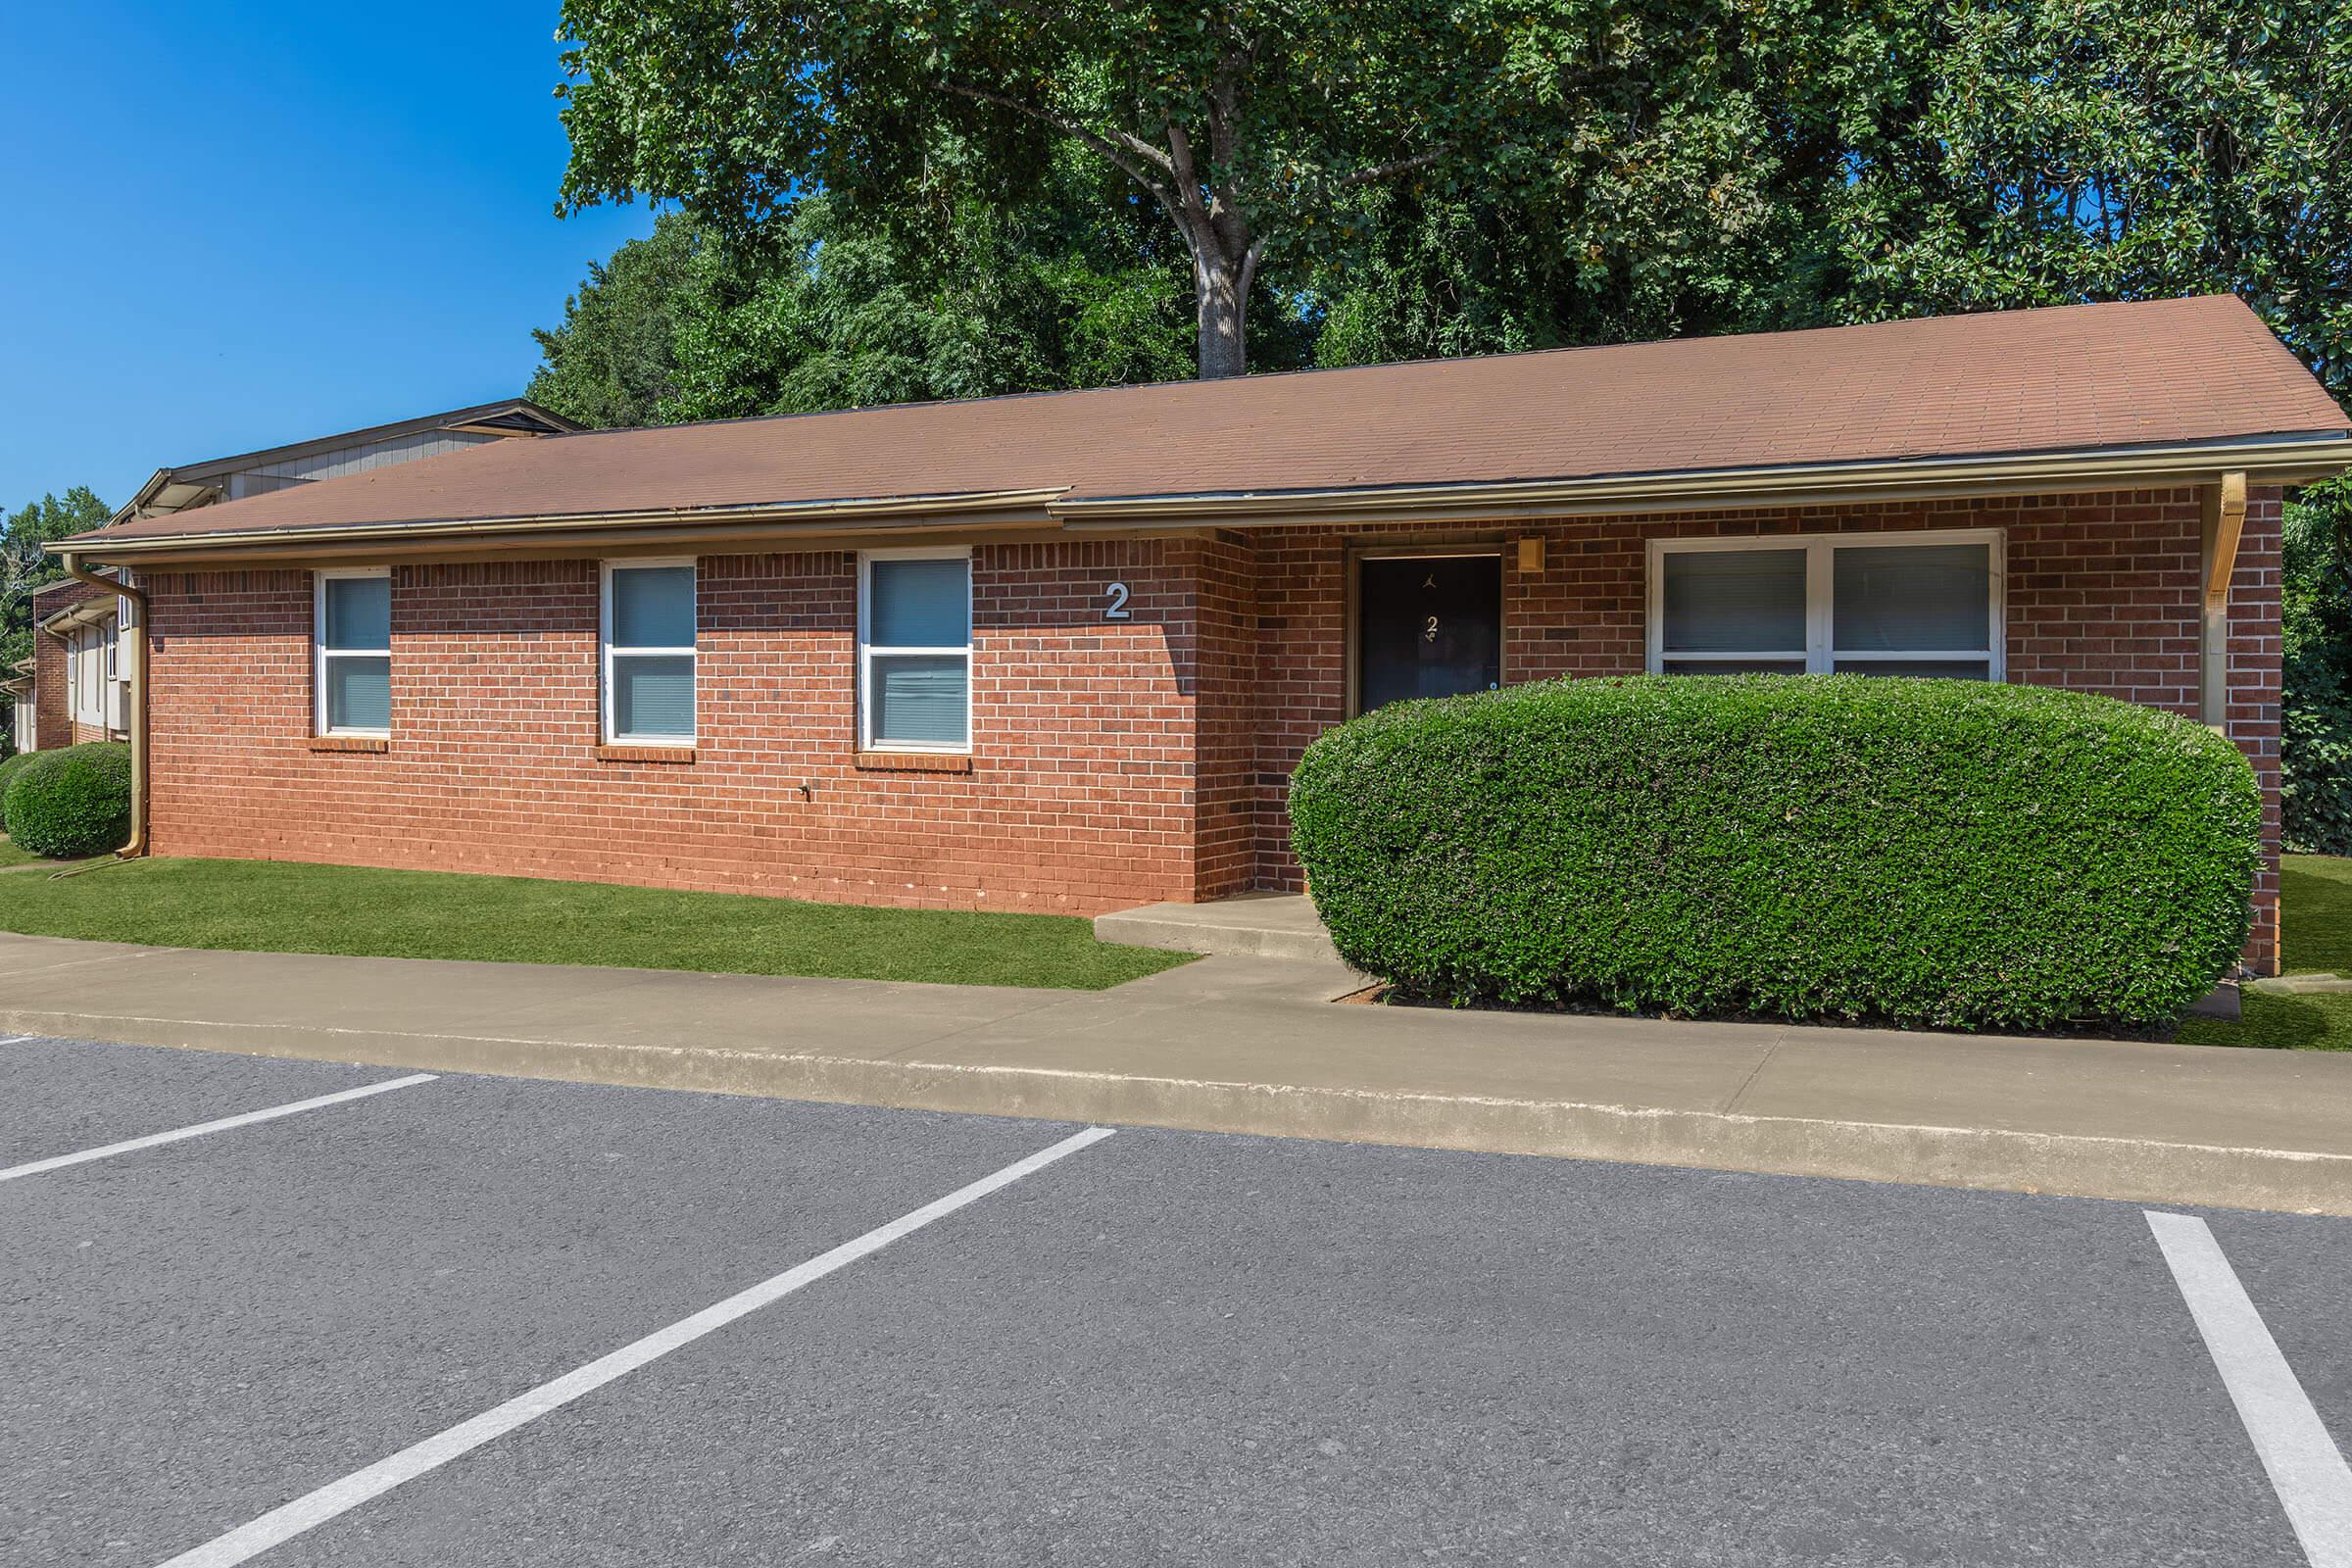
[
  {"left": 1649, "top": 532, "right": 2001, "bottom": 680},
  {"left": 859, "top": 551, "right": 972, "bottom": 752},
  {"left": 602, "top": 562, "right": 697, "bottom": 744},
  {"left": 315, "top": 570, "right": 391, "bottom": 735}
]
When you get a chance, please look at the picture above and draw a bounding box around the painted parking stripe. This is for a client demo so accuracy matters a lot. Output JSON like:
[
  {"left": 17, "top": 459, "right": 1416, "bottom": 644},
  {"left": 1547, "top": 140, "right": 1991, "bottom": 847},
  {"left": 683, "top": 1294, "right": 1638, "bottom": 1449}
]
[
  {"left": 2146, "top": 1210, "right": 2352, "bottom": 1567},
  {"left": 0, "top": 1073, "right": 438, "bottom": 1184},
  {"left": 151, "top": 1123, "right": 1116, "bottom": 1568}
]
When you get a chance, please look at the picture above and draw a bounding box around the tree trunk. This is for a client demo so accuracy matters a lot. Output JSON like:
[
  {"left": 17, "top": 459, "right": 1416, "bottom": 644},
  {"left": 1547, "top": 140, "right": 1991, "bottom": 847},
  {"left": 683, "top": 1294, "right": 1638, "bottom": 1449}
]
[{"left": 1195, "top": 252, "right": 1248, "bottom": 379}]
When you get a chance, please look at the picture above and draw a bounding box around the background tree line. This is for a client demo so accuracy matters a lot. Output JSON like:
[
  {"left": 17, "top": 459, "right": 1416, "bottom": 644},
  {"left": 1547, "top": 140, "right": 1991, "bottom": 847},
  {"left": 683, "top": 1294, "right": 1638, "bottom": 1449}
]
[{"left": 0, "top": 491, "right": 109, "bottom": 729}]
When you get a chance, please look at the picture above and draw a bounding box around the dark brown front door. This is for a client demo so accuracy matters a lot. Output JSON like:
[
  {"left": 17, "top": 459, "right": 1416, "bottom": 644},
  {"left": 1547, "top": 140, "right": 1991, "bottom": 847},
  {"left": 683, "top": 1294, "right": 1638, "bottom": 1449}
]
[{"left": 1356, "top": 554, "right": 1502, "bottom": 713}]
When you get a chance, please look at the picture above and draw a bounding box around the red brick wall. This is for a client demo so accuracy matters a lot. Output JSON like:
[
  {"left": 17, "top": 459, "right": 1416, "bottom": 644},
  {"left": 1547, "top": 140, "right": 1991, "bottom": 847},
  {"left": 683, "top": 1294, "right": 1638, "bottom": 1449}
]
[
  {"left": 1244, "top": 489, "right": 2282, "bottom": 969},
  {"left": 1191, "top": 531, "right": 1261, "bottom": 901},
  {"left": 145, "top": 543, "right": 1200, "bottom": 913},
  {"left": 29, "top": 578, "right": 108, "bottom": 752},
  {"left": 139, "top": 490, "right": 2283, "bottom": 958}
]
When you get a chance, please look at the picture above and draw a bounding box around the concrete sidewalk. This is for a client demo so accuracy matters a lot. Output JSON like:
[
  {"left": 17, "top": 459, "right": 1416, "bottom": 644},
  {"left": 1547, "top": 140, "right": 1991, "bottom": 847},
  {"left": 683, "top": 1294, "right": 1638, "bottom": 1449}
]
[{"left": 0, "top": 931, "right": 2347, "bottom": 1215}]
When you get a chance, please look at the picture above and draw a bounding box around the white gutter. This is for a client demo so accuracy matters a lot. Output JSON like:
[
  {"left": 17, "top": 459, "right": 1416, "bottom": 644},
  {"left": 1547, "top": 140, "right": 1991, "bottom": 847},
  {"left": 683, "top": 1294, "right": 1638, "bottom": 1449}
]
[
  {"left": 1051, "top": 435, "right": 2352, "bottom": 528},
  {"left": 57, "top": 488, "right": 1071, "bottom": 559}
]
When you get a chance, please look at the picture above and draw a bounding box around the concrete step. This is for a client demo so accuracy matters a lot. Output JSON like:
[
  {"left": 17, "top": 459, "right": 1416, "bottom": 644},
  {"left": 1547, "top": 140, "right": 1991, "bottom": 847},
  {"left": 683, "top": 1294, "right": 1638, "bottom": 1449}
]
[{"left": 1094, "top": 893, "right": 1344, "bottom": 964}]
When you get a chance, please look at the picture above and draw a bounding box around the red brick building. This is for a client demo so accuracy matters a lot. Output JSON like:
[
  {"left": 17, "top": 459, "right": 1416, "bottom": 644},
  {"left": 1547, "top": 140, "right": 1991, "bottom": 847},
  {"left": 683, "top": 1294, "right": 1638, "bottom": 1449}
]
[{"left": 57, "top": 299, "right": 2352, "bottom": 971}]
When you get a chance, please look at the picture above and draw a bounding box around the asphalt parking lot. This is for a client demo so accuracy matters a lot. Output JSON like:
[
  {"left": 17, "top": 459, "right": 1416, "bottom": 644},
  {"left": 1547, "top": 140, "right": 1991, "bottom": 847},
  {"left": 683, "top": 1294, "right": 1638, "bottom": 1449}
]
[{"left": 5, "top": 1034, "right": 2350, "bottom": 1567}]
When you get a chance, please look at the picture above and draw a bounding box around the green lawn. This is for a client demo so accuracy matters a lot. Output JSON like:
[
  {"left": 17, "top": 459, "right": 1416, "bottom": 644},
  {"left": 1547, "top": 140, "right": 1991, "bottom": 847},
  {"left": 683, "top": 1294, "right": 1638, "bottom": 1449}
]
[
  {"left": 0, "top": 857, "right": 1192, "bottom": 990},
  {"left": 2175, "top": 854, "right": 2352, "bottom": 1051},
  {"left": 0, "top": 839, "right": 47, "bottom": 868}
]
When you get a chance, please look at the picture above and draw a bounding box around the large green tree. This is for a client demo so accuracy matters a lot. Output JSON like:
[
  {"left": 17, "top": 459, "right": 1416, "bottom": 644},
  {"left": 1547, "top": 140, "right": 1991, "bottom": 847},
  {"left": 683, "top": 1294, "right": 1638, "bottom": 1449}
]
[
  {"left": 553, "top": 0, "right": 1779, "bottom": 379},
  {"left": 530, "top": 212, "right": 703, "bottom": 428},
  {"left": 533, "top": 148, "right": 1238, "bottom": 426},
  {"left": 1819, "top": 0, "right": 2352, "bottom": 395}
]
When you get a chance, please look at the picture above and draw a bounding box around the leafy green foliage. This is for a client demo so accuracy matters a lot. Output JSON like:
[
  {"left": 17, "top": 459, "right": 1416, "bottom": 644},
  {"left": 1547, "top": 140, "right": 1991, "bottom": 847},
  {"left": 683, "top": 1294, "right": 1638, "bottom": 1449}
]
[
  {"left": 555, "top": 0, "right": 1639, "bottom": 375},
  {"left": 1819, "top": 0, "right": 2352, "bottom": 396},
  {"left": 528, "top": 213, "right": 702, "bottom": 428},
  {"left": 0, "top": 751, "right": 38, "bottom": 830},
  {"left": 2284, "top": 481, "right": 2352, "bottom": 854},
  {"left": 551, "top": 0, "right": 2352, "bottom": 399},
  {"left": 0, "top": 487, "right": 109, "bottom": 752},
  {"left": 3, "top": 742, "right": 129, "bottom": 859},
  {"left": 1290, "top": 676, "right": 2261, "bottom": 1030},
  {"left": 532, "top": 158, "right": 1219, "bottom": 426},
  {"left": 662, "top": 184, "right": 1204, "bottom": 420},
  {"left": 0, "top": 488, "right": 108, "bottom": 681}
]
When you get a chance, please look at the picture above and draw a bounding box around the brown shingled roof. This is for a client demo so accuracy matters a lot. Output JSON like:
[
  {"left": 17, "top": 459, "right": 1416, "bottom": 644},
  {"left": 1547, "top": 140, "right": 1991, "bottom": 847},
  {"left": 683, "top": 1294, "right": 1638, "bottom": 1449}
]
[{"left": 85, "top": 295, "right": 2349, "bottom": 545}]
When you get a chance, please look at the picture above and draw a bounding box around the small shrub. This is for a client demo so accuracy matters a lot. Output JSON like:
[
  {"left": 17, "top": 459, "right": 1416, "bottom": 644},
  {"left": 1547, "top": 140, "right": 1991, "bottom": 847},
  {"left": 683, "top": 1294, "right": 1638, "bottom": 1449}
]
[
  {"left": 0, "top": 751, "right": 38, "bottom": 834},
  {"left": 1290, "top": 675, "right": 2261, "bottom": 1031},
  {"left": 5, "top": 742, "right": 130, "bottom": 859}
]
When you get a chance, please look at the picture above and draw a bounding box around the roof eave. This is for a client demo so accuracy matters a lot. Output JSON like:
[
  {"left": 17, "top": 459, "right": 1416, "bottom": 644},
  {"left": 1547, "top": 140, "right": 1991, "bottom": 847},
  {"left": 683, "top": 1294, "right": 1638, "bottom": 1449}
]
[
  {"left": 52, "top": 488, "right": 1072, "bottom": 564},
  {"left": 50, "top": 432, "right": 2352, "bottom": 564},
  {"left": 1054, "top": 433, "right": 2352, "bottom": 529}
]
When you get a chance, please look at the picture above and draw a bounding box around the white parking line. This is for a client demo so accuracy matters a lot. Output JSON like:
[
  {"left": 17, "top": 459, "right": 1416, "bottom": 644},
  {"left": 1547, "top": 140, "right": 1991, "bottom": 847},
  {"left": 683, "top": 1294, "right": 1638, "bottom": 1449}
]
[
  {"left": 0, "top": 1073, "right": 438, "bottom": 1184},
  {"left": 2146, "top": 1210, "right": 2352, "bottom": 1568},
  {"left": 152, "top": 1123, "right": 1117, "bottom": 1568}
]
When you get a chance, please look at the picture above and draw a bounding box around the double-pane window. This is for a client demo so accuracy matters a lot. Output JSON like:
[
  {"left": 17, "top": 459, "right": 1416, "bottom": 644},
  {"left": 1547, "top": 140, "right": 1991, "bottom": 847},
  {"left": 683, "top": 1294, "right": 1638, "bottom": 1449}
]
[
  {"left": 1651, "top": 533, "right": 1999, "bottom": 679},
  {"left": 859, "top": 553, "right": 971, "bottom": 751},
  {"left": 603, "top": 563, "right": 697, "bottom": 743},
  {"left": 316, "top": 571, "right": 391, "bottom": 734}
]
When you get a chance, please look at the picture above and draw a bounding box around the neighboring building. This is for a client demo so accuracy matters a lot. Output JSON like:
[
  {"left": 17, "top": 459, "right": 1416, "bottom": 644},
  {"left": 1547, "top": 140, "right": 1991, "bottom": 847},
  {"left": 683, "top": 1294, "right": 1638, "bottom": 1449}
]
[
  {"left": 19, "top": 401, "right": 576, "bottom": 754},
  {"left": 2, "top": 656, "right": 31, "bottom": 753},
  {"left": 56, "top": 298, "right": 2352, "bottom": 972},
  {"left": 32, "top": 574, "right": 129, "bottom": 749}
]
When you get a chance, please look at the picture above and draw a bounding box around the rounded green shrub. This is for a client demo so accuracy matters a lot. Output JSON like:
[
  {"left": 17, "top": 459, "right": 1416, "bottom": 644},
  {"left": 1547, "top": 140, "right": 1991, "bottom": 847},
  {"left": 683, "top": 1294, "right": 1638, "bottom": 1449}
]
[
  {"left": 1290, "top": 675, "right": 2262, "bottom": 1031},
  {"left": 0, "top": 750, "right": 38, "bottom": 834},
  {"left": 5, "top": 742, "right": 131, "bottom": 859}
]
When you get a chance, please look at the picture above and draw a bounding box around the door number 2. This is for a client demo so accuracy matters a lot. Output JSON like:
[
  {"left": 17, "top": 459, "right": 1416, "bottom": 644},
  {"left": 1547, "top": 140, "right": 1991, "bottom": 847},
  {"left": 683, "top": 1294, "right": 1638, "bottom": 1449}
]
[{"left": 1103, "top": 581, "right": 1132, "bottom": 620}]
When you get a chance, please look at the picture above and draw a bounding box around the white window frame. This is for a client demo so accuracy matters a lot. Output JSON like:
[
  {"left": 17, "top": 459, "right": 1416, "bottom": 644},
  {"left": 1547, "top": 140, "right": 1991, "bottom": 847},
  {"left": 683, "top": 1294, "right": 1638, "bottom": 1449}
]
[
  {"left": 600, "top": 559, "right": 698, "bottom": 746},
  {"left": 71, "top": 624, "right": 107, "bottom": 727},
  {"left": 314, "top": 567, "right": 392, "bottom": 738},
  {"left": 1646, "top": 528, "right": 2004, "bottom": 679},
  {"left": 858, "top": 546, "right": 973, "bottom": 755}
]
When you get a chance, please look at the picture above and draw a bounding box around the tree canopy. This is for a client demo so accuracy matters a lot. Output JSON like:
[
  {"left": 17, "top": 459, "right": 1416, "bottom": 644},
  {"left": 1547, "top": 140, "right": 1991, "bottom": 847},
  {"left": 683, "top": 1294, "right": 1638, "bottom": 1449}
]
[{"left": 550, "top": 0, "right": 2352, "bottom": 401}]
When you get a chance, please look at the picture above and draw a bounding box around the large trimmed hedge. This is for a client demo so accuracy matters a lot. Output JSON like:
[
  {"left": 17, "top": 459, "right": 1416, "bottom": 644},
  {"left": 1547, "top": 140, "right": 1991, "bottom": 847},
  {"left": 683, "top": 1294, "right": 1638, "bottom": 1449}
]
[
  {"left": 0, "top": 751, "right": 38, "bottom": 834},
  {"left": 4, "top": 742, "right": 130, "bottom": 860},
  {"left": 1290, "top": 676, "right": 2261, "bottom": 1031}
]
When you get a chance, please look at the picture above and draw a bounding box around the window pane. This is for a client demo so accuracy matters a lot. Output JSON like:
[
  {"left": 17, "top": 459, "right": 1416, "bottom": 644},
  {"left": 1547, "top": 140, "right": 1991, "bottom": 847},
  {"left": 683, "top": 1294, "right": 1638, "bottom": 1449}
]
[
  {"left": 1833, "top": 659, "right": 1991, "bottom": 679},
  {"left": 612, "top": 566, "right": 696, "bottom": 648},
  {"left": 1661, "top": 660, "right": 1807, "bottom": 675},
  {"left": 326, "top": 655, "right": 390, "bottom": 731},
  {"left": 1662, "top": 550, "right": 1805, "bottom": 653},
  {"left": 1833, "top": 544, "right": 1990, "bottom": 652},
  {"left": 613, "top": 654, "right": 695, "bottom": 739},
  {"left": 869, "top": 558, "right": 970, "bottom": 648},
  {"left": 324, "top": 576, "right": 390, "bottom": 651},
  {"left": 869, "top": 654, "right": 968, "bottom": 747}
]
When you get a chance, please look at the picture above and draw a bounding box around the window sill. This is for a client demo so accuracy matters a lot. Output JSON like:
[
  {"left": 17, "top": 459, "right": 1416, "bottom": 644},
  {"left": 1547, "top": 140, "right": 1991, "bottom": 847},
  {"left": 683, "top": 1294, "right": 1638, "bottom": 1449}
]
[
  {"left": 855, "top": 751, "right": 973, "bottom": 774},
  {"left": 595, "top": 744, "right": 697, "bottom": 763},
  {"left": 309, "top": 735, "right": 388, "bottom": 754}
]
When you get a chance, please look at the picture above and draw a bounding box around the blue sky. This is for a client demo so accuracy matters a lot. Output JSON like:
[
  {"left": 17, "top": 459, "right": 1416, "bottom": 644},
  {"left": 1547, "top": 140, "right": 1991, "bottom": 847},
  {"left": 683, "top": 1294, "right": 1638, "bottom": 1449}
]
[{"left": 0, "top": 2, "right": 656, "bottom": 509}]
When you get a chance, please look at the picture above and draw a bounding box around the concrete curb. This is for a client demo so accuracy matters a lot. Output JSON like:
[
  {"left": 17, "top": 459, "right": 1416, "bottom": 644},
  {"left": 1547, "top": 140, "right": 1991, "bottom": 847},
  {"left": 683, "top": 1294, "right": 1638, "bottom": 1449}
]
[{"left": 11, "top": 1003, "right": 2348, "bottom": 1217}]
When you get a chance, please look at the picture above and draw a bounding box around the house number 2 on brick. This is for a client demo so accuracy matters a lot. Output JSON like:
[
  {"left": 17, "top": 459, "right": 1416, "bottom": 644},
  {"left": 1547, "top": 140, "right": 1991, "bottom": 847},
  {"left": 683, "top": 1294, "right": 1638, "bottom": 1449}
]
[{"left": 1103, "top": 582, "right": 1131, "bottom": 620}]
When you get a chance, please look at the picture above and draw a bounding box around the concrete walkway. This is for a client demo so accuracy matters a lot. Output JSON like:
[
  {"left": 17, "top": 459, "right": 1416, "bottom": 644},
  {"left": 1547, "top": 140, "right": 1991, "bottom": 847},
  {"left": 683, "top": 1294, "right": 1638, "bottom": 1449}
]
[{"left": 0, "top": 931, "right": 2347, "bottom": 1215}]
